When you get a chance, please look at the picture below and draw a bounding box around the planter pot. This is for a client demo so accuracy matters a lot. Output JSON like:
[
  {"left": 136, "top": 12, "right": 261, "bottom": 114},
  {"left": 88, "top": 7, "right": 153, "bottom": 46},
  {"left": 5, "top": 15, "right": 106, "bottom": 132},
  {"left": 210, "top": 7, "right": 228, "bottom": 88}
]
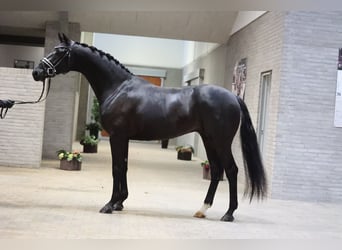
[
  {"left": 83, "top": 144, "right": 98, "bottom": 153},
  {"left": 60, "top": 159, "right": 82, "bottom": 171},
  {"left": 161, "top": 139, "right": 169, "bottom": 149},
  {"left": 203, "top": 168, "right": 224, "bottom": 181},
  {"left": 177, "top": 151, "right": 192, "bottom": 161}
]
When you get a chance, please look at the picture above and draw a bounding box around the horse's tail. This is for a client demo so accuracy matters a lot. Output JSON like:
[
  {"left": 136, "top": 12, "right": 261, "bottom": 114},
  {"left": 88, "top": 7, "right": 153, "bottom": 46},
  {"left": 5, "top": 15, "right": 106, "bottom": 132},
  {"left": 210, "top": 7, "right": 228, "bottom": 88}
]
[{"left": 236, "top": 96, "right": 267, "bottom": 201}]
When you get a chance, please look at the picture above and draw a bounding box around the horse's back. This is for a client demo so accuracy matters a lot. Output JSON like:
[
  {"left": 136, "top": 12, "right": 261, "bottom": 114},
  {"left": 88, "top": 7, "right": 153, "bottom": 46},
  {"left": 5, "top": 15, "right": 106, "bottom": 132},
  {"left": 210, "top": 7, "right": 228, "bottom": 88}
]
[
  {"left": 130, "top": 80, "right": 200, "bottom": 139},
  {"left": 131, "top": 82, "right": 241, "bottom": 141},
  {"left": 195, "top": 84, "right": 240, "bottom": 117},
  {"left": 101, "top": 79, "right": 240, "bottom": 142}
]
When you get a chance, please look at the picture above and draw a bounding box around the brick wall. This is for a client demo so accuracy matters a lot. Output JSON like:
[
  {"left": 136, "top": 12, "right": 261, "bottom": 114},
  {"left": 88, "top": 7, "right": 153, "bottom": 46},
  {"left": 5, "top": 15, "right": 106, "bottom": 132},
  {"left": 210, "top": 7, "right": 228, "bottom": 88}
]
[
  {"left": 180, "top": 12, "right": 285, "bottom": 192},
  {"left": 225, "top": 12, "right": 285, "bottom": 192},
  {"left": 225, "top": 11, "right": 342, "bottom": 202},
  {"left": 273, "top": 12, "right": 342, "bottom": 202},
  {"left": 0, "top": 68, "right": 45, "bottom": 168}
]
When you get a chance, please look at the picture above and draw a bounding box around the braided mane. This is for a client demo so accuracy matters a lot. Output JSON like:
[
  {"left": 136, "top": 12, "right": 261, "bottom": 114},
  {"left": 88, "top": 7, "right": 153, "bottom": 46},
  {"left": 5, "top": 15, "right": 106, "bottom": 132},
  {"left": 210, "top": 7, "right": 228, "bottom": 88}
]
[{"left": 75, "top": 42, "right": 133, "bottom": 75}]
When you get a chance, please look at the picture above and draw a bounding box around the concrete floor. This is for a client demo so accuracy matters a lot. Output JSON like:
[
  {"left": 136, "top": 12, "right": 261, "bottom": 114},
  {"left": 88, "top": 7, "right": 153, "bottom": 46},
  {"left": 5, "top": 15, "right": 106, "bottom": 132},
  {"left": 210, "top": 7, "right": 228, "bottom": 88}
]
[{"left": 0, "top": 141, "right": 341, "bottom": 239}]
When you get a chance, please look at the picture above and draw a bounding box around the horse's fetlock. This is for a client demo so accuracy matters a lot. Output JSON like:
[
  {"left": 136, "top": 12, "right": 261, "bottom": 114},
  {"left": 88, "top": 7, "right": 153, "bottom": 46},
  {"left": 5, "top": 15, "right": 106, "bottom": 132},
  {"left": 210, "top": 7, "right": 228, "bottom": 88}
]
[{"left": 120, "top": 190, "right": 128, "bottom": 200}]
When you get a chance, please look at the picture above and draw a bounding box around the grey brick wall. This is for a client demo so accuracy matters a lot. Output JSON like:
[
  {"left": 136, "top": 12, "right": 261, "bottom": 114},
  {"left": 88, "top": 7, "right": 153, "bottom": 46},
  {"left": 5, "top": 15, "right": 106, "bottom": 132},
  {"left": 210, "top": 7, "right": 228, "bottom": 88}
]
[
  {"left": 0, "top": 68, "right": 45, "bottom": 168},
  {"left": 225, "top": 11, "right": 342, "bottom": 202},
  {"left": 225, "top": 12, "right": 285, "bottom": 193},
  {"left": 180, "top": 13, "right": 285, "bottom": 191},
  {"left": 273, "top": 12, "right": 342, "bottom": 202}
]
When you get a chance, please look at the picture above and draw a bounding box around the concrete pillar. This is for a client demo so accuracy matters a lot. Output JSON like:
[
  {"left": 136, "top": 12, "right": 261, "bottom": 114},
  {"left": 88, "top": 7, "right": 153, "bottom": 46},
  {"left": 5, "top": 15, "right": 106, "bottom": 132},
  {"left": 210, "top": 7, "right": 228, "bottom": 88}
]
[
  {"left": 76, "top": 32, "right": 93, "bottom": 141},
  {"left": 42, "top": 20, "right": 81, "bottom": 159}
]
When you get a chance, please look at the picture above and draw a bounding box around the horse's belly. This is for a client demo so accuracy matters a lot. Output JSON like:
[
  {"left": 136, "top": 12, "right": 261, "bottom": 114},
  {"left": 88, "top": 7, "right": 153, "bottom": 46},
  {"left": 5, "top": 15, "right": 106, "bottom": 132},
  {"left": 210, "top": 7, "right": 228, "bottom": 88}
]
[{"left": 130, "top": 120, "right": 196, "bottom": 141}]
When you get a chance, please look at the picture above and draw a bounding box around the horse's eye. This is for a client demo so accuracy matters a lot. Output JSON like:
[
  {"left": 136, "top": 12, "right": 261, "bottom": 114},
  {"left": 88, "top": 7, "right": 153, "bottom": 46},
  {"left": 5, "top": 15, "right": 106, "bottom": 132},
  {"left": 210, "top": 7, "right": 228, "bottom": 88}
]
[
  {"left": 54, "top": 46, "right": 68, "bottom": 53},
  {"left": 57, "top": 48, "right": 67, "bottom": 53}
]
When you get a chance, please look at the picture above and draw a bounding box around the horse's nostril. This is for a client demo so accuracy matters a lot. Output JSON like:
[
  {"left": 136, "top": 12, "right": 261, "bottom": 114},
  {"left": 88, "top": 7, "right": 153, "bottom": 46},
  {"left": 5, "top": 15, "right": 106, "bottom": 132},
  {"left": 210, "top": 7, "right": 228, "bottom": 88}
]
[{"left": 32, "top": 69, "right": 42, "bottom": 81}]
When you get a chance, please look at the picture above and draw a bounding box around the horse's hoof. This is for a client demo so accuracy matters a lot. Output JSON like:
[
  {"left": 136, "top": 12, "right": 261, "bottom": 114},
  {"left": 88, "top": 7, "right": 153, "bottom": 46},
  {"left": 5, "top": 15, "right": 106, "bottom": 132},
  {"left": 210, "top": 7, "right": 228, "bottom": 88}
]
[
  {"left": 99, "top": 204, "right": 113, "bottom": 214},
  {"left": 220, "top": 214, "right": 234, "bottom": 222},
  {"left": 193, "top": 211, "right": 206, "bottom": 218},
  {"left": 113, "top": 202, "right": 124, "bottom": 211}
]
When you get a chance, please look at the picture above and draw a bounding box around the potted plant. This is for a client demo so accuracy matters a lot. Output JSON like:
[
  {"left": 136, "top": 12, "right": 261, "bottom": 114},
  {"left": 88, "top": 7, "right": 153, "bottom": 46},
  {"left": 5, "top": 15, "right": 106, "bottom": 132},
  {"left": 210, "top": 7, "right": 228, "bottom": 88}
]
[
  {"left": 85, "top": 122, "right": 101, "bottom": 139},
  {"left": 57, "top": 150, "right": 82, "bottom": 171},
  {"left": 80, "top": 135, "right": 99, "bottom": 153},
  {"left": 176, "top": 145, "right": 194, "bottom": 161},
  {"left": 86, "top": 97, "right": 102, "bottom": 139},
  {"left": 201, "top": 160, "right": 224, "bottom": 180}
]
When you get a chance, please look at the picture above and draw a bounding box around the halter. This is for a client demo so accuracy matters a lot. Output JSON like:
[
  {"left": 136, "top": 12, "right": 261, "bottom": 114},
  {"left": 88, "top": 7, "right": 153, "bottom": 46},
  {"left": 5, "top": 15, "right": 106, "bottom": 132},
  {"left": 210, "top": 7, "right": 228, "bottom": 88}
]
[
  {"left": 41, "top": 46, "right": 71, "bottom": 77},
  {"left": 0, "top": 46, "right": 71, "bottom": 119}
]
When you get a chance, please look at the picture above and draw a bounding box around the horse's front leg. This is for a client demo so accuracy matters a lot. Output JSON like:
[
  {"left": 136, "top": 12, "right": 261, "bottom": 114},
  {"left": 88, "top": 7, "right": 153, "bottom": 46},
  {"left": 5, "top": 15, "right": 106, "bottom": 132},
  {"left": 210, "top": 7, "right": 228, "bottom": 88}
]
[{"left": 100, "top": 135, "right": 129, "bottom": 214}]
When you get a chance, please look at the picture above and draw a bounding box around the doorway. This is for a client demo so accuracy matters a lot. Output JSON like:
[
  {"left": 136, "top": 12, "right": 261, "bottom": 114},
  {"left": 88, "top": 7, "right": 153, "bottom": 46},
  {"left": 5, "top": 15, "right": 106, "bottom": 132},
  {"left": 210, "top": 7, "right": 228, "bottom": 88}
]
[
  {"left": 257, "top": 71, "right": 272, "bottom": 156},
  {"left": 139, "top": 75, "right": 162, "bottom": 87}
]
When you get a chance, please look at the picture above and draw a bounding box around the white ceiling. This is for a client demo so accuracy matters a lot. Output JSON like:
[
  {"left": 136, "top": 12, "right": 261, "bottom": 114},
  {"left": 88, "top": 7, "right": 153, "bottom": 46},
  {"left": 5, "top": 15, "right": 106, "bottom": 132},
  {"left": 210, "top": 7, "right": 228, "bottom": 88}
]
[{"left": 0, "top": 11, "right": 238, "bottom": 43}]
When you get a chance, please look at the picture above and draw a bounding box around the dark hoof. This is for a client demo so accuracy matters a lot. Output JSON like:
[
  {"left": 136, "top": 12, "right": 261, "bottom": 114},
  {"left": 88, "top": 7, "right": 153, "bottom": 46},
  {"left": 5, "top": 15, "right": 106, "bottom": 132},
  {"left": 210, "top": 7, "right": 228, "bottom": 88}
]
[
  {"left": 99, "top": 203, "right": 113, "bottom": 214},
  {"left": 113, "top": 202, "right": 124, "bottom": 211},
  {"left": 220, "top": 214, "right": 234, "bottom": 222}
]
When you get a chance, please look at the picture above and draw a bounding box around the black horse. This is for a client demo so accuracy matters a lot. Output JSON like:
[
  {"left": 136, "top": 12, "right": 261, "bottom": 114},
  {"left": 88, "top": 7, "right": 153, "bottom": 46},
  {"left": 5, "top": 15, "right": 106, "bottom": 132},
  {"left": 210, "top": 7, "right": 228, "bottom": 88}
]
[{"left": 32, "top": 33, "right": 266, "bottom": 222}]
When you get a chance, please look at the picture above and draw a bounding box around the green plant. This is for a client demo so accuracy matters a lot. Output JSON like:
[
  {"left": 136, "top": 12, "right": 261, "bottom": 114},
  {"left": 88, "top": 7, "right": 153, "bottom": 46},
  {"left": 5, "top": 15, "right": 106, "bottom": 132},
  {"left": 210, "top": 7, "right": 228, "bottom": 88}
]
[
  {"left": 91, "top": 97, "right": 101, "bottom": 123},
  {"left": 80, "top": 135, "right": 99, "bottom": 146},
  {"left": 85, "top": 122, "right": 102, "bottom": 131},
  {"left": 85, "top": 97, "right": 102, "bottom": 139},
  {"left": 201, "top": 160, "right": 210, "bottom": 170},
  {"left": 57, "top": 150, "right": 82, "bottom": 162},
  {"left": 176, "top": 145, "right": 194, "bottom": 154}
]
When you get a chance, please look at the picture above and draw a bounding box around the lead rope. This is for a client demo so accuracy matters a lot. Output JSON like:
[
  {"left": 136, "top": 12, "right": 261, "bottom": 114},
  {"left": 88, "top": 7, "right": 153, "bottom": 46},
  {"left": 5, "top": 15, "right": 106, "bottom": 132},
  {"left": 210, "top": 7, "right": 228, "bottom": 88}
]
[{"left": 0, "top": 78, "right": 51, "bottom": 119}]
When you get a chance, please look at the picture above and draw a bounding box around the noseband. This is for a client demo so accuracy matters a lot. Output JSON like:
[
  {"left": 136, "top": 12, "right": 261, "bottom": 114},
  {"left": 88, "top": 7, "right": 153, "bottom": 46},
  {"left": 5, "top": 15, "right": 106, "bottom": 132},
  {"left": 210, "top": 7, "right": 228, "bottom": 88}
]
[{"left": 41, "top": 46, "right": 71, "bottom": 77}]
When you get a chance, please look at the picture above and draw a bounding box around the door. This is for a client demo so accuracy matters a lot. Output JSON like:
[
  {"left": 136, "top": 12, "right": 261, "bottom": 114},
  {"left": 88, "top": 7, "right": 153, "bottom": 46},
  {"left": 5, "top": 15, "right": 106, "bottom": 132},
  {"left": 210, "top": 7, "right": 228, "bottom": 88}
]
[
  {"left": 257, "top": 71, "right": 272, "bottom": 155},
  {"left": 139, "top": 75, "right": 162, "bottom": 86}
]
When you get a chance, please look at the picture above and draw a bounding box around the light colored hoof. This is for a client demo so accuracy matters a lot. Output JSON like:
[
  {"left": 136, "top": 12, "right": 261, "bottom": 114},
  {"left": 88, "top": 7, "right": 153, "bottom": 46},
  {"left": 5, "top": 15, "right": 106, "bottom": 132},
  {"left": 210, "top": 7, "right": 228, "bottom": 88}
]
[{"left": 193, "top": 211, "right": 206, "bottom": 218}]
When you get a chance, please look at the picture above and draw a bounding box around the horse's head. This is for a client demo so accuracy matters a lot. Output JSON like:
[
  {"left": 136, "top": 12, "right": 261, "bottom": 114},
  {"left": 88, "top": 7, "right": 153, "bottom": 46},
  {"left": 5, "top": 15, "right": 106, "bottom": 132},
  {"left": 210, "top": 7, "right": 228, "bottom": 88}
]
[{"left": 32, "top": 33, "right": 74, "bottom": 82}]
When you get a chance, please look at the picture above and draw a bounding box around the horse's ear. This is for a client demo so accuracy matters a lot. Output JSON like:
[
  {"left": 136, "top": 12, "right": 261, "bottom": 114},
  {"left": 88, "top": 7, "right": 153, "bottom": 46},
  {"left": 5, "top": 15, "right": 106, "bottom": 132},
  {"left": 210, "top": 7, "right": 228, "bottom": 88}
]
[
  {"left": 58, "top": 32, "right": 63, "bottom": 43},
  {"left": 62, "top": 33, "right": 71, "bottom": 45}
]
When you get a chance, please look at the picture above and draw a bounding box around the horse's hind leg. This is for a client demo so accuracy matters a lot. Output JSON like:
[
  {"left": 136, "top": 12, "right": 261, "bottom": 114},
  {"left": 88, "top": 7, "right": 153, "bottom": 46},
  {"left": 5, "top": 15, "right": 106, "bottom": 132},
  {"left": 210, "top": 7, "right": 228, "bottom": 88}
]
[
  {"left": 194, "top": 140, "right": 238, "bottom": 222},
  {"left": 194, "top": 141, "right": 223, "bottom": 219},
  {"left": 220, "top": 150, "right": 238, "bottom": 222}
]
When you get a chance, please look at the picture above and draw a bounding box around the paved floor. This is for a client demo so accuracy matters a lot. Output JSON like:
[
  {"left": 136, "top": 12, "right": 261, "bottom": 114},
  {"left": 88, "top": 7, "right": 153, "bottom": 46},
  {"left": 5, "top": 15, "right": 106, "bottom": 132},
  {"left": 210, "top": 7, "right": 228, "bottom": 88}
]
[{"left": 0, "top": 141, "right": 341, "bottom": 238}]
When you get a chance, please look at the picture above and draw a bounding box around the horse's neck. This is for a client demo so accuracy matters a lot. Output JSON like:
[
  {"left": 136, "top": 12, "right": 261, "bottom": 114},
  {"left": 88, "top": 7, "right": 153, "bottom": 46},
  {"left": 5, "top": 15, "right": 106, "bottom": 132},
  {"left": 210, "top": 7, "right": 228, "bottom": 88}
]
[{"left": 70, "top": 45, "right": 132, "bottom": 102}]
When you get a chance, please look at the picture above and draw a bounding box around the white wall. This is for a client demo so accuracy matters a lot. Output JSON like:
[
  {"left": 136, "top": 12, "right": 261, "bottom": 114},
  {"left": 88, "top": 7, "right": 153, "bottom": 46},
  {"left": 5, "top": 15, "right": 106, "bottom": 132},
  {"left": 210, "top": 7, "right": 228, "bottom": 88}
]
[
  {"left": 230, "top": 11, "right": 266, "bottom": 35},
  {"left": 94, "top": 33, "right": 187, "bottom": 68},
  {"left": 93, "top": 33, "right": 219, "bottom": 69},
  {"left": 0, "top": 68, "right": 46, "bottom": 168},
  {"left": 182, "top": 41, "right": 220, "bottom": 67},
  {"left": 0, "top": 44, "right": 44, "bottom": 68}
]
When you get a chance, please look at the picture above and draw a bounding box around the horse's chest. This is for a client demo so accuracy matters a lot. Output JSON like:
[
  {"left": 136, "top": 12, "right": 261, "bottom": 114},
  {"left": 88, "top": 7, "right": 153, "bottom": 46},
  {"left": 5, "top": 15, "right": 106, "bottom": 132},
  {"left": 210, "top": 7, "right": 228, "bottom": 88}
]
[
  {"left": 102, "top": 110, "right": 129, "bottom": 129},
  {"left": 101, "top": 101, "right": 133, "bottom": 132}
]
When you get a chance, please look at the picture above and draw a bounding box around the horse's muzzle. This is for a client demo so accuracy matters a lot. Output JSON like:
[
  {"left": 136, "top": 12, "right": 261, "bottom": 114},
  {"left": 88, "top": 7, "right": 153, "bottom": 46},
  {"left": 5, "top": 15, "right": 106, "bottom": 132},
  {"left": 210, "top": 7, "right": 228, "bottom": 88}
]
[{"left": 32, "top": 68, "right": 46, "bottom": 81}]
